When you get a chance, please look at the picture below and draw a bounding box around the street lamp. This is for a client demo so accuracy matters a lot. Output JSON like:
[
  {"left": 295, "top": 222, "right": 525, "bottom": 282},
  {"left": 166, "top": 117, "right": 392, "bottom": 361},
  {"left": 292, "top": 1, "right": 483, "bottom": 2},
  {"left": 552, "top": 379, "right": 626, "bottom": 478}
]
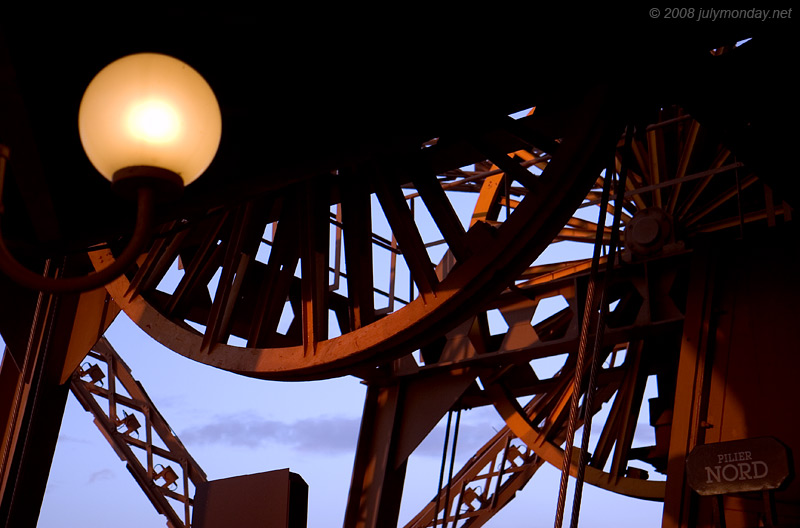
[
  {"left": 78, "top": 52, "right": 222, "bottom": 198},
  {"left": 0, "top": 53, "right": 222, "bottom": 293}
]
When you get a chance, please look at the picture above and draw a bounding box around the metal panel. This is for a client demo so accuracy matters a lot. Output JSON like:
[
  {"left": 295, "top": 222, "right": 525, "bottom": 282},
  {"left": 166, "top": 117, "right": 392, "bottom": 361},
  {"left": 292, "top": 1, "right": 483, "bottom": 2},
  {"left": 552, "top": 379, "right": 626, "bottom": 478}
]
[{"left": 193, "top": 469, "right": 308, "bottom": 528}]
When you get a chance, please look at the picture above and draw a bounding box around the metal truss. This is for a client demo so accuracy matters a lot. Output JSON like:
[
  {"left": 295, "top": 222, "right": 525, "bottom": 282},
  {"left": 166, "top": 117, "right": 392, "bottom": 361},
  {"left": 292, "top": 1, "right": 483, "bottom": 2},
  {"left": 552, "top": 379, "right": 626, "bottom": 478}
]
[
  {"left": 402, "top": 250, "right": 686, "bottom": 527},
  {"left": 69, "top": 337, "right": 206, "bottom": 528},
  {"left": 403, "top": 413, "right": 544, "bottom": 528}
]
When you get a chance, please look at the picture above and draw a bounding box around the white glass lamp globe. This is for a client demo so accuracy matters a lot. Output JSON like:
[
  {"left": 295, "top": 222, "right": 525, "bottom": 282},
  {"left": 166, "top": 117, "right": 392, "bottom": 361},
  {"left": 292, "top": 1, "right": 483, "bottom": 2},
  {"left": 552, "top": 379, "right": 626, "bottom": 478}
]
[{"left": 78, "top": 53, "right": 222, "bottom": 193}]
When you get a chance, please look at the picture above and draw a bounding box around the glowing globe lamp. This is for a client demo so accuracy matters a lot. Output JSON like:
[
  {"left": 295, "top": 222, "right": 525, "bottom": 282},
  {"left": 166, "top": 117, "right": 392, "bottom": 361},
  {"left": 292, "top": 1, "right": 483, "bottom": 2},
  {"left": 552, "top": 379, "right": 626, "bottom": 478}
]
[{"left": 78, "top": 53, "right": 222, "bottom": 198}]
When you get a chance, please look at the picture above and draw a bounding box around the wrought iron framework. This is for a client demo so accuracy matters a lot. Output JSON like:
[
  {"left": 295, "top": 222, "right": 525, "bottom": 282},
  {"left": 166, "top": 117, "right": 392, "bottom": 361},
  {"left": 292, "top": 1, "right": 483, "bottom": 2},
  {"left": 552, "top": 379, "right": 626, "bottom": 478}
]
[
  {"left": 70, "top": 337, "right": 206, "bottom": 528},
  {"left": 1, "top": 16, "right": 797, "bottom": 528},
  {"left": 59, "top": 101, "right": 800, "bottom": 527}
]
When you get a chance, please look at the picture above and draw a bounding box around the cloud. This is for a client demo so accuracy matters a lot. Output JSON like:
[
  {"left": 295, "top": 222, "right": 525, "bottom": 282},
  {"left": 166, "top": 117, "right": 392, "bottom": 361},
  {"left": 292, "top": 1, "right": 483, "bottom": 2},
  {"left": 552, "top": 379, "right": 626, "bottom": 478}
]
[
  {"left": 88, "top": 468, "right": 115, "bottom": 484},
  {"left": 180, "top": 413, "right": 361, "bottom": 453},
  {"left": 180, "top": 412, "right": 502, "bottom": 459},
  {"left": 57, "top": 434, "right": 93, "bottom": 445},
  {"left": 196, "top": 413, "right": 663, "bottom": 465}
]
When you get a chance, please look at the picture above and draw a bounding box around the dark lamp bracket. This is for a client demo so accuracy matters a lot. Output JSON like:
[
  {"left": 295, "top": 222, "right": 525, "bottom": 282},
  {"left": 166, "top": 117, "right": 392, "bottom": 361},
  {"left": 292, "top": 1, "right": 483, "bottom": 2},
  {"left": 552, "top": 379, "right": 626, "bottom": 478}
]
[{"left": 112, "top": 166, "right": 184, "bottom": 202}]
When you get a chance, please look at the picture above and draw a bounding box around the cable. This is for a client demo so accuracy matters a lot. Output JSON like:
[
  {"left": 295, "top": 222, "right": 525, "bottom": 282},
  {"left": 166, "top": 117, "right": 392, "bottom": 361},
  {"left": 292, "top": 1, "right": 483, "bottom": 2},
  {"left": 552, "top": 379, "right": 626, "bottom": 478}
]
[
  {"left": 553, "top": 140, "right": 615, "bottom": 528},
  {"left": 570, "top": 126, "right": 631, "bottom": 528},
  {"left": 434, "top": 410, "right": 454, "bottom": 527},
  {"left": 443, "top": 408, "right": 461, "bottom": 528}
]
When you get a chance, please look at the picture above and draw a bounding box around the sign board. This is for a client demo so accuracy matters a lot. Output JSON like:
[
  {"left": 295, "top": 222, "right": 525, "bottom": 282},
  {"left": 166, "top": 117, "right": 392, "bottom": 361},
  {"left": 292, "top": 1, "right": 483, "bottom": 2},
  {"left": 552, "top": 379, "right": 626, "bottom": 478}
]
[{"left": 686, "top": 437, "right": 791, "bottom": 496}]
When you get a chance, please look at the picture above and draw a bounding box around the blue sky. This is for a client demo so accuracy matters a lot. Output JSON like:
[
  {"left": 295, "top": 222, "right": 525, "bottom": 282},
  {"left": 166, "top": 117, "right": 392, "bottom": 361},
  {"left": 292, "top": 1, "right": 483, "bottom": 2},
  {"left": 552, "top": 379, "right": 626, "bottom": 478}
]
[{"left": 8, "top": 294, "right": 663, "bottom": 528}]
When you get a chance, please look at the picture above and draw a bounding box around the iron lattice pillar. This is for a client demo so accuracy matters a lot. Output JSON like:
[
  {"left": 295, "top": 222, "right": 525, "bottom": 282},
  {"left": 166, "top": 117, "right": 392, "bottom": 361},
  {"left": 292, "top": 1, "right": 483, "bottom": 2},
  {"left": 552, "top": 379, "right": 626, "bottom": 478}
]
[
  {"left": 1, "top": 273, "right": 74, "bottom": 526},
  {"left": 70, "top": 337, "right": 208, "bottom": 528},
  {"left": 344, "top": 363, "right": 480, "bottom": 528},
  {"left": 0, "top": 262, "right": 117, "bottom": 527}
]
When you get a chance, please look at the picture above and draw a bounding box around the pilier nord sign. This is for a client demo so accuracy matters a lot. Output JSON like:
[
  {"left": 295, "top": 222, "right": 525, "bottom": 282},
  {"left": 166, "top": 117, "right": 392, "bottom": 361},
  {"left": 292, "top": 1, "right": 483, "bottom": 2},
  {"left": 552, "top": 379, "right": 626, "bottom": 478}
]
[{"left": 686, "top": 437, "right": 791, "bottom": 496}]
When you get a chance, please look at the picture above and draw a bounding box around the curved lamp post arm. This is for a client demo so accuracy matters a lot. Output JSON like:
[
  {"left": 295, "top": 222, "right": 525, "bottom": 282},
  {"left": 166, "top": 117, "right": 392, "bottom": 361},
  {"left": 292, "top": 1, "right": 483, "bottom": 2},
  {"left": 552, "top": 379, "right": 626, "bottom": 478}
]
[
  {"left": 0, "top": 52, "right": 219, "bottom": 295},
  {"left": 0, "top": 146, "right": 154, "bottom": 294}
]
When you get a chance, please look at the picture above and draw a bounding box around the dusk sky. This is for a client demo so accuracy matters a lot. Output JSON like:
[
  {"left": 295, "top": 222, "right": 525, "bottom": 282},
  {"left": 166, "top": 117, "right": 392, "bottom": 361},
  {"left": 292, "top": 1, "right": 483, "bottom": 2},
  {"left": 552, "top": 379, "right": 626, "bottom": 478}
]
[
  {"left": 20, "top": 311, "right": 664, "bottom": 527},
  {"left": 15, "top": 232, "right": 665, "bottom": 527}
]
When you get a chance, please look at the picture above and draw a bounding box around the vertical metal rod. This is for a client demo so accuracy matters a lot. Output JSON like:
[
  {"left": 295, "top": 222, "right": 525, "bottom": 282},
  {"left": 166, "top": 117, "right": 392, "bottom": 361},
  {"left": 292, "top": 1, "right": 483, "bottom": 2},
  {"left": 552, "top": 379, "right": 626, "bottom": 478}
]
[
  {"left": 443, "top": 408, "right": 461, "bottom": 527},
  {"left": 146, "top": 409, "right": 154, "bottom": 479},
  {"left": 389, "top": 234, "right": 397, "bottom": 313},
  {"left": 553, "top": 272, "right": 595, "bottom": 527},
  {"left": 565, "top": 165, "right": 614, "bottom": 528},
  {"left": 107, "top": 349, "right": 117, "bottom": 424},
  {"left": 434, "top": 410, "right": 453, "bottom": 527},
  {"left": 332, "top": 204, "right": 343, "bottom": 291},
  {"left": 570, "top": 131, "right": 630, "bottom": 528},
  {"left": 504, "top": 172, "right": 511, "bottom": 221},
  {"left": 409, "top": 197, "right": 415, "bottom": 303},
  {"left": 553, "top": 141, "right": 618, "bottom": 528},
  {"left": 182, "top": 459, "right": 191, "bottom": 527}
]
